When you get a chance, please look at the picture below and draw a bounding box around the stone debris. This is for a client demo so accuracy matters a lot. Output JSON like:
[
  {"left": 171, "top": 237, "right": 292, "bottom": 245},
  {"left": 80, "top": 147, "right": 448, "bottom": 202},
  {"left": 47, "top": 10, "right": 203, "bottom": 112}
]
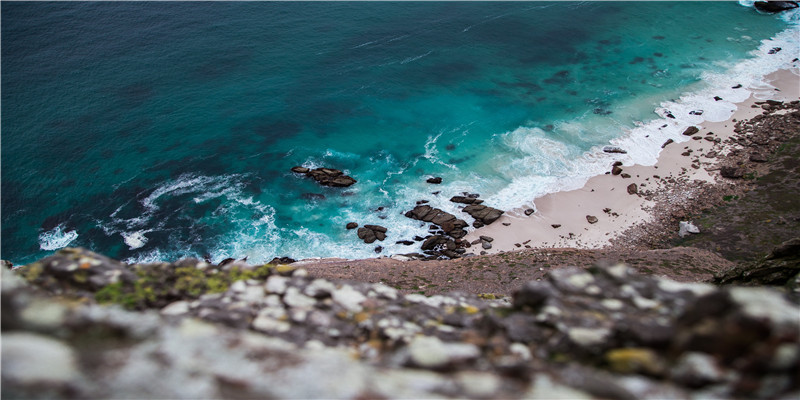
[{"left": 3, "top": 247, "right": 799, "bottom": 399}]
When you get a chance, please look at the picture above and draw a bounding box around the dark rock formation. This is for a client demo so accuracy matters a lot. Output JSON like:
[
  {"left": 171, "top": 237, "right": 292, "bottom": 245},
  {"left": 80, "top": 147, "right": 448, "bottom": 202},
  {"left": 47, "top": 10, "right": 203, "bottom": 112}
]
[
  {"left": 292, "top": 167, "right": 357, "bottom": 187},
  {"left": 627, "top": 183, "right": 638, "bottom": 195},
  {"left": 603, "top": 146, "right": 627, "bottom": 154},
  {"left": 714, "top": 238, "right": 800, "bottom": 287},
  {"left": 450, "top": 196, "right": 484, "bottom": 205},
  {"left": 662, "top": 139, "right": 674, "bottom": 148},
  {"left": 6, "top": 252, "right": 799, "bottom": 399},
  {"left": 346, "top": 222, "right": 358, "bottom": 230},
  {"left": 720, "top": 166, "right": 746, "bottom": 179},
  {"left": 357, "top": 225, "right": 387, "bottom": 244},
  {"left": 269, "top": 256, "right": 297, "bottom": 265},
  {"left": 754, "top": 1, "right": 798, "bottom": 13},
  {"left": 462, "top": 204, "right": 504, "bottom": 226},
  {"left": 586, "top": 215, "right": 598, "bottom": 224},
  {"left": 682, "top": 126, "right": 700, "bottom": 136},
  {"left": 426, "top": 177, "right": 443, "bottom": 184},
  {"left": 405, "top": 205, "right": 468, "bottom": 239}
]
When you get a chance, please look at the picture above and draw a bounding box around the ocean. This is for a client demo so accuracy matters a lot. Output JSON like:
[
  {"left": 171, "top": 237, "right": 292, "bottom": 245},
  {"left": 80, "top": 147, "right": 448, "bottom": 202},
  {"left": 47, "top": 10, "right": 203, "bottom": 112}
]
[{"left": 2, "top": 1, "right": 798, "bottom": 265}]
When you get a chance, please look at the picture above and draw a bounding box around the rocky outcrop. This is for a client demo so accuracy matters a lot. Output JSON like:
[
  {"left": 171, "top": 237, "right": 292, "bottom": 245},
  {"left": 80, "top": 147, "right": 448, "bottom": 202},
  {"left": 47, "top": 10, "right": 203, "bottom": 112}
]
[
  {"left": 405, "top": 205, "right": 468, "bottom": 239},
  {"left": 450, "top": 195, "right": 483, "bottom": 205},
  {"left": 5, "top": 250, "right": 799, "bottom": 399},
  {"left": 754, "top": 1, "right": 798, "bottom": 13},
  {"left": 462, "top": 204, "right": 504, "bottom": 227},
  {"left": 357, "top": 225, "right": 387, "bottom": 244},
  {"left": 426, "top": 177, "right": 443, "bottom": 184},
  {"left": 292, "top": 167, "right": 357, "bottom": 187},
  {"left": 603, "top": 145, "right": 627, "bottom": 154},
  {"left": 682, "top": 126, "right": 699, "bottom": 136},
  {"left": 714, "top": 238, "right": 800, "bottom": 287}
]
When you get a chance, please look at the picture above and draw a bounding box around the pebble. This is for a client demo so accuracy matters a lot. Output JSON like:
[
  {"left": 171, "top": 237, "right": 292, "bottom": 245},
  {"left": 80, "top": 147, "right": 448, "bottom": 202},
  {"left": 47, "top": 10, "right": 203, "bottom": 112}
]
[{"left": 283, "top": 287, "right": 317, "bottom": 309}]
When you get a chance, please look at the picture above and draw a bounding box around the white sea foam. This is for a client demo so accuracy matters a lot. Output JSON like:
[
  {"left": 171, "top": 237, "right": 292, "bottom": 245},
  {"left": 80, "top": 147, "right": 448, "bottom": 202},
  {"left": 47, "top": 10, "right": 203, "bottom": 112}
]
[
  {"left": 38, "top": 223, "right": 78, "bottom": 251},
  {"left": 400, "top": 50, "right": 432, "bottom": 65},
  {"left": 122, "top": 231, "right": 149, "bottom": 250}
]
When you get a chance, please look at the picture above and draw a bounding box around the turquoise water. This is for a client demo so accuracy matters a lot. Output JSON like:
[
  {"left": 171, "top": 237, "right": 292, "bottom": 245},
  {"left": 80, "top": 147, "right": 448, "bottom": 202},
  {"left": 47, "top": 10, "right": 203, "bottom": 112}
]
[{"left": 2, "top": 2, "right": 798, "bottom": 264}]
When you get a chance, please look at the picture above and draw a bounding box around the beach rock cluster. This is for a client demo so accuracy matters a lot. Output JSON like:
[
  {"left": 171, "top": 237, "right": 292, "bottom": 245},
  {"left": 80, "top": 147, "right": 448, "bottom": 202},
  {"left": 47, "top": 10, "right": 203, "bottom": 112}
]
[
  {"left": 5, "top": 248, "right": 799, "bottom": 399},
  {"left": 291, "top": 166, "right": 357, "bottom": 187},
  {"left": 357, "top": 224, "right": 388, "bottom": 244}
]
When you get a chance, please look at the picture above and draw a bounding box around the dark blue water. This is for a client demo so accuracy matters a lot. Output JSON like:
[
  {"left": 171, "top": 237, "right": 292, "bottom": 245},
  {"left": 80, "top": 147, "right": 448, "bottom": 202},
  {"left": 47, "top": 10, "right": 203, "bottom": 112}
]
[{"left": 2, "top": 2, "right": 797, "bottom": 264}]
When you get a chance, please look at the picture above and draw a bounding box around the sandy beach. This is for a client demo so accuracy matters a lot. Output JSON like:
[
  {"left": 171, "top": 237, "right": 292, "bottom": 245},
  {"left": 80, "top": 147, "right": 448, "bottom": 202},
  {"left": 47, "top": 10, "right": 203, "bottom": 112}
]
[{"left": 465, "top": 68, "right": 800, "bottom": 255}]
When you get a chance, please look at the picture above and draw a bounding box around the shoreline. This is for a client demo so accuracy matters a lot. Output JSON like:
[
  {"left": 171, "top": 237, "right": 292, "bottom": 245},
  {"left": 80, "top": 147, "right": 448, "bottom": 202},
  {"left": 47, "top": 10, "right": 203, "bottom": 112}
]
[{"left": 464, "top": 68, "right": 800, "bottom": 255}]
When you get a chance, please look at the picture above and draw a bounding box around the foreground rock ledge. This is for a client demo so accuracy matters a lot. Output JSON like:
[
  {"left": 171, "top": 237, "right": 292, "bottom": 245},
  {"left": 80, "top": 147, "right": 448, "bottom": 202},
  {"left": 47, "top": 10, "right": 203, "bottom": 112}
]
[{"left": 4, "top": 247, "right": 799, "bottom": 399}]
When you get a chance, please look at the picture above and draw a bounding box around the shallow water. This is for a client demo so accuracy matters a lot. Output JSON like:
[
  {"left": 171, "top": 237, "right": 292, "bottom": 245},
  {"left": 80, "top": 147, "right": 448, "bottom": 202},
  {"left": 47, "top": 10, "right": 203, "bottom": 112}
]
[{"left": 2, "top": 2, "right": 797, "bottom": 264}]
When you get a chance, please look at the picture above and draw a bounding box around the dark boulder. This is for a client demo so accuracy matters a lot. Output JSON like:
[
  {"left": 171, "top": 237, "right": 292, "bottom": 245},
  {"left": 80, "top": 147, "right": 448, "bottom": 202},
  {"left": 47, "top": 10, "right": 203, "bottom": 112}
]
[
  {"left": 754, "top": 1, "right": 798, "bottom": 13},
  {"left": 462, "top": 204, "right": 504, "bottom": 226},
  {"left": 627, "top": 183, "right": 638, "bottom": 195},
  {"left": 357, "top": 225, "right": 388, "bottom": 244},
  {"left": 426, "top": 177, "right": 443, "bottom": 184},
  {"left": 682, "top": 126, "right": 700, "bottom": 136},
  {"left": 719, "top": 166, "right": 745, "bottom": 179},
  {"left": 293, "top": 167, "right": 357, "bottom": 187},
  {"left": 346, "top": 222, "right": 358, "bottom": 230},
  {"left": 405, "top": 205, "right": 468, "bottom": 239},
  {"left": 269, "top": 256, "right": 297, "bottom": 265},
  {"left": 586, "top": 215, "right": 598, "bottom": 224},
  {"left": 450, "top": 196, "right": 483, "bottom": 205},
  {"left": 603, "top": 146, "right": 627, "bottom": 154}
]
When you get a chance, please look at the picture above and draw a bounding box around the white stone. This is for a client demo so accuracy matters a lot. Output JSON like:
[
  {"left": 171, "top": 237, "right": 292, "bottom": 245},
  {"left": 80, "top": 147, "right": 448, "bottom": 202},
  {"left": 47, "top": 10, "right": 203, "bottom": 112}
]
[
  {"left": 257, "top": 306, "right": 286, "bottom": 320},
  {"left": 265, "top": 275, "right": 289, "bottom": 295},
  {"left": 527, "top": 374, "right": 592, "bottom": 399},
  {"left": 510, "top": 342, "right": 532, "bottom": 361},
  {"left": 673, "top": 352, "right": 723, "bottom": 383},
  {"left": 730, "top": 287, "right": 800, "bottom": 328},
  {"left": 369, "top": 283, "right": 398, "bottom": 300},
  {"left": 332, "top": 285, "right": 367, "bottom": 313},
  {"left": 679, "top": 221, "right": 700, "bottom": 237},
  {"left": 305, "top": 279, "right": 337, "bottom": 298},
  {"left": 456, "top": 371, "right": 500, "bottom": 398},
  {"left": 264, "top": 294, "right": 283, "bottom": 308},
  {"left": 773, "top": 344, "right": 799, "bottom": 369},
  {"left": 252, "top": 315, "right": 290, "bottom": 333},
  {"left": 1, "top": 333, "right": 79, "bottom": 385},
  {"left": 566, "top": 272, "right": 594, "bottom": 289},
  {"left": 240, "top": 284, "right": 266, "bottom": 303},
  {"left": 408, "top": 336, "right": 449, "bottom": 368},
  {"left": 632, "top": 295, "right": 660, "bottom": 310},
  {"left": 230, "top": 280, "right": 247, "bottom": 293},
  {"left": 20, "top": 299, "right": 68, "bottom": 329},
  {"left": 567, "top": 327, "right": 611, "bottom": 347},
  {"left": 601, "top": 299, "right": 624, "bottom": 310},
  {"left": 161, "top": 300, "right": 191, "bottom": 316},
  {"left": 585, "top": 285, "right": 602, "bottom": 295},
  {"left": 605, "top": 264, "right": 630, "bottom": 279},
  {"left": 284, "top": 287, "right": 317, "bottom": 309},
  {"left": 657, "top": 279, "right": 715, "bottom": 296}
]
